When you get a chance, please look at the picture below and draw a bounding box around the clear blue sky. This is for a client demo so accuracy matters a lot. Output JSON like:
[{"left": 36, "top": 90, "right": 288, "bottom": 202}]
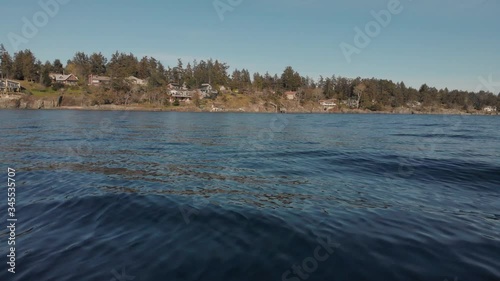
[{"left": 1, "top": 0, "right": 499, "bottom": 92}]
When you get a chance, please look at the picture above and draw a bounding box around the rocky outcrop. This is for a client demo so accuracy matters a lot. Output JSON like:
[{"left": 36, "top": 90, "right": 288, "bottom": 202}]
[
  {"left": 35, "top": 99, "right": 44, "bottom": 109},
  {"left": 0, "top": 95, "right": 22, "bottom": 109},
  {"left": 0, "top": 94, "right": 65, "bottom": 109}
]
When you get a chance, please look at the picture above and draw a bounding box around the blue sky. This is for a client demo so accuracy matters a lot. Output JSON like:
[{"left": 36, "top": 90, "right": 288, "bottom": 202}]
[{"left": 1, "top": 0, "right": 499, "bottom": 92}]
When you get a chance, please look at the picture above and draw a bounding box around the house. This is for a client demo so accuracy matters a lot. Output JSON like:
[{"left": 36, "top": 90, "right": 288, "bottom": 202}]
[
  {"left": 340, "top": 99, "right": 359, "bottom": 108},
  {"left": 0, "top": 79, "right": 21, "bottom": 92},
  {"left": 126, "top": 76, "right": 146, "bottom": 86},
  {"left": 199, "top": 83, "right": 217, "bottom": 98},
  {"left": 88, "top": 74, "right": 111, "bottom": 86},
  {"left": 198, "top": 83, "right": 214, "bottom": 97},
  {"left": 50, "top": 73, "right": 79, "bottom": 85},
  {"left": 320, "top": 99, "right": 337, "bottom": 107},
  {"left": 320, "top": 99, "right": 337, "bottom": 111},
  {"left": 483, "top": 106, "right": 497, "bottom": 112},
  {"left": 169, "top": 90, "right": 194, "bottom": 103},
  {"left": 406, "top": 101, "right": 422, "bottom": 108},
  {"left": 167, "top": 83, "right": 180, "bottom": 90},
  {"left": 167, "top": 82, "right": 188, "bottom": 90},
  {"left": 284, "top": 91, "right": 297, "bottom": 100},
  {"left": 211, "top": 104, "right": 224, "bottom": 112},
  {"left": 199, "top": 84, "right": 211, "bottom": 98}
]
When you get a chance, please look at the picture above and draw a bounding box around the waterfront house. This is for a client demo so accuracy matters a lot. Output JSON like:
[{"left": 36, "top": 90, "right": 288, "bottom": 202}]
[
  {"left": 50, "top": 73, "right": 79, "bottom": 85},
  {"left": 199, "top": 83, "right": 217, "bottom": 98},
  {"left": 167, "top": 83, "right": 180, "bottom": 90},
  {"left": 167, "top": 82, "right": 188, "bottom": 90},
  {"left": 169, "top": 89, "right": 194, "bottom": 103},
  {"left": 284, "top": 91, "right": 297, "bottom": 100},
  {"left": 88, "top": 74, "right": 111, "bottom": 86},
  {"left": 126, "top": 76, "right": 147, "bottom": 86},
  {"left": 406, "top": 101, "right": 422, "bottom": 108},
  {"left": 211, "top": 103, "right": 224, "bottom": 112},
  {"left": 320, "top": 99, "right": 337, "bottom": 111},
  {"left": 483, "top": 106, "right": 497, "bottom": 112},
  {"left": 0, "top": 79, "right": 21, "bottom": 92},
  {"left": 320, "top": 99, "right": 337, "bottom": 107}
]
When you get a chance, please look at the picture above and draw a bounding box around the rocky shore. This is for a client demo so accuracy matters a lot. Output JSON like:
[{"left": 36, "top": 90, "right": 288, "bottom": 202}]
[
  {"left": 1, "top": 93, "right": 498, "bottom": 115},
  {"left": 0, "top": 94, "right": 62, "bottom": 110}
]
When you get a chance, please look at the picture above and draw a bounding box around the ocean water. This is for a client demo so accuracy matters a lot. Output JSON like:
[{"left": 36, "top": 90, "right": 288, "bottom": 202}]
[{"left": 0, "top": 110, "right": 499, "bottom": 281}]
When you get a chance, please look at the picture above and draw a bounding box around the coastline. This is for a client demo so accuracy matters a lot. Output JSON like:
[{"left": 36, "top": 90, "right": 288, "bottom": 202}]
[
  {"left": 2, "top": 104, "right": 499, "bottom": 116},
  {"left": 1, "top": 94, "right": 498, "bottom": 116}
]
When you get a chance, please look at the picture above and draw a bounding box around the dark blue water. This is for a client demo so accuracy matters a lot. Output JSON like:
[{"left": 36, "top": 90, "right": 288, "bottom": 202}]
[{"left": 1, "top": 110, "right": 499, "bottom": 281}]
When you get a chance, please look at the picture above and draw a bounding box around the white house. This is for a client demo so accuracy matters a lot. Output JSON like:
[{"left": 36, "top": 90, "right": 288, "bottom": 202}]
[
  {"left": 199, "top": 83, "right": 217, "bottom": 98},
  {"left": 406, "top": 101, "right": 422, "bottom": 108},
  {"left": 320, "top": 99, "right": 337, "bottom": 107},
  {"left": 483, "top": 106, "right": 497, "bottom": 112},
  {"left": 126, "top": 76, "right": 147, "bottom": 86},
  {"left": 0, "top": 79, "right": 21, "bottom": 92}
]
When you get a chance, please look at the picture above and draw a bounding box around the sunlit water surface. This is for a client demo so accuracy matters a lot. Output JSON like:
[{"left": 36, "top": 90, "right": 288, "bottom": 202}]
[{"left": 0, "top": 111, "right": 499, "bottom": 281}]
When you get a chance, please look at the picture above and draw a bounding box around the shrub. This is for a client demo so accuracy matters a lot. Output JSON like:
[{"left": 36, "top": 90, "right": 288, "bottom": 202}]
[
  {"left": 368, "top": 103, "right": 383, "bottom": 111},
  {"left": 52, "top": 83, "right": 65, "bottom": 91}
]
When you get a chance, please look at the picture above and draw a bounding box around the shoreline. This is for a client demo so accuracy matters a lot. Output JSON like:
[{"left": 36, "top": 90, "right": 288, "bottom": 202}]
[
  {"left": 1, "top": 105, "right": 498, "bottom": 116},
  {"left": 1, "top": 94, "right": 498, "bottom": 116}
]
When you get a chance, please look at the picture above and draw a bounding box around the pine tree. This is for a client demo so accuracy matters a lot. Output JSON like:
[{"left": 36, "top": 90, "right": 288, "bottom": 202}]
[
  {"left": 41, "top": 61, "right": 52, "bottom": 87},
  {"left": 53, "top": 59, "right": 64, "bottom": 74},
  {"left": 0, "top": 44, "right": 13, "bottom": 79}
]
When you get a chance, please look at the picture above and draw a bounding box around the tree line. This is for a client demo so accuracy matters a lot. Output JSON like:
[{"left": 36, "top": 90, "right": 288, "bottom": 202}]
[{"left": 1, "top": 44, "right": 499, "bottom": 110}]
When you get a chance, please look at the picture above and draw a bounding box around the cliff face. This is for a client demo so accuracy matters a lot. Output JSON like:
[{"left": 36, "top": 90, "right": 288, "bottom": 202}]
[
  {"left": 0, "top": 95, "right": 21, "bottom": 109},
  {"left": 0, "top": 94, "right": 63, "bottom": 109}
]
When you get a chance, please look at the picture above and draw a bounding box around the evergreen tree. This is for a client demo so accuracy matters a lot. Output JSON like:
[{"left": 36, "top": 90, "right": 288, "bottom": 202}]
[
  {"left": 106, "top": 51, "right": 138, "bottom": 78},
  {"left": 53, "top": 59, "right": 64, "bottom": 74},
  {"left": 89, "top": 52, "right": 107, "bottom": 75},
  {"left": 137, "top": 56, "right": 150, "bottom": 79},
  {"left": 253, "top": 72, "right": 264, "bottom": 90},
  {"left": 281, "top": 66, "right": 302, "bottom": 91},
  {"left": 41, "top": 61, "right": 52, "bottom": 87},
  {"left": 13, "top": 50, "right": 38, "bottom": 81},
  {"left": 0, "top": 44, "right": 13, "bottom": 79},
  {"left": 323, "top": 77, "right": 335, "bottom": 99},
  {"left": 68, "top": 51, "right": 91, "bottom": 80}
]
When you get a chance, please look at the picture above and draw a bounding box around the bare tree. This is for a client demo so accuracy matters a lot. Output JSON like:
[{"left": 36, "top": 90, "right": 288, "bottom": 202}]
[{"left": 354, "top": 83, "right": 366, "bottom": 109}]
